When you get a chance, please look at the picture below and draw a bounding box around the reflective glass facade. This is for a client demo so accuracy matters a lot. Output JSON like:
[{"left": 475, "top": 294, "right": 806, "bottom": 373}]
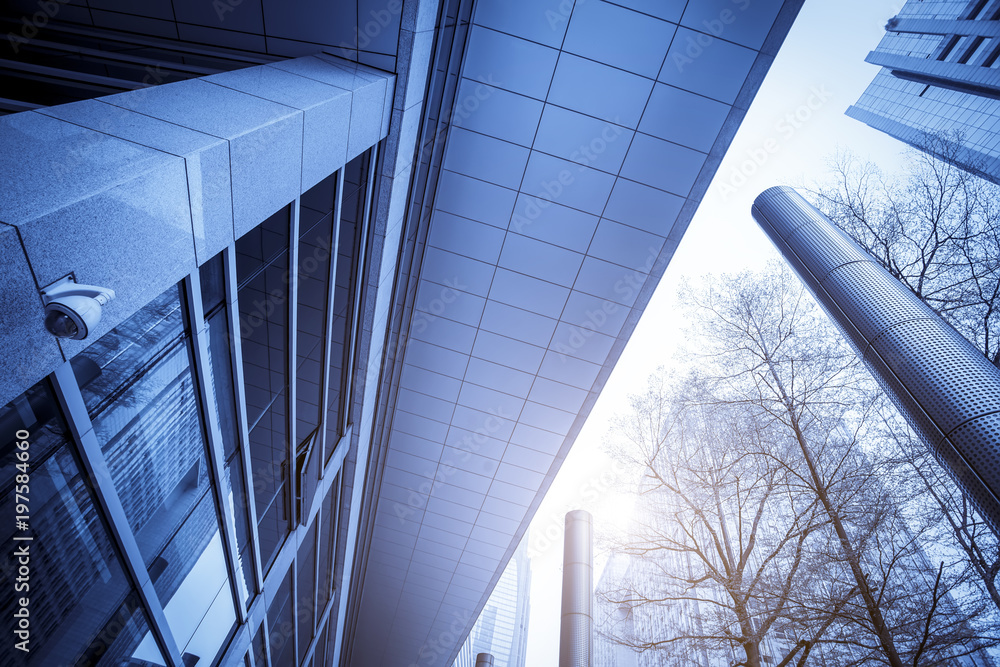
[
  {"left": 1, "top": 380, "right": 164, "bottom": 667},
  {"left": 847, "top": 0, "right": 1000, "bottom": 183},
  {"left": 452, "top": 541, "right": 531, "bottom": 667},
  {"left": 0, "top": 138, "right": 378, "bottom": 665}
]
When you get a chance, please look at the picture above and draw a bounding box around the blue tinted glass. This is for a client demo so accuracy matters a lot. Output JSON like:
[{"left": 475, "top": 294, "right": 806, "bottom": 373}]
[
  {"left": 152, "top": 491, "right": 236, "bottom": 663},
  {"left": 327, "top": 151, "right": 370, "bottom": 462},
  {"left": 77, "top": 285, "right": 184, "bottom": 414},
  {"left": 297, "top": 174, "right": 336, "bottom": 446},
  {"left": 268, "top": 568, "right": 295, "bottom": 667},
  {"left": 200, "top": 250, "right": 227, "bottom": 315},
  {"left": 205, "top": 308, "right": 254, "bottom": 604},
  {"left": 249, "top": 392, "right": 288, "bottom": 570},
  {"left": 252, "top": 622, "right": 267, "bottom": 667},
  {"left": 257, "top": 485, "right": 287, "bottom": 572},
  {"left": 237, "top": 206, "right": 292, "bottom": 571},
  {"left": 0, "top": 381, "right": 163, "bottom": 667},
  {"left": 206, "top": 308, "right": 239, "bottom": 461},
  {"left": 297, "top": 520, "right": 318, "bottom": 665},
  {"left": 79, "top": 288, "right": 215, "bottom": 571},
  {"left": 225, "top": 448, "right": 254, "bottom": 606}
]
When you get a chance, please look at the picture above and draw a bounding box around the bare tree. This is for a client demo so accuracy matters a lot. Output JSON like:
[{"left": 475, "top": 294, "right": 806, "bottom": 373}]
[
  {"left": 874, "top": 400, "right": 1000, "bottom": 614},
  {"left": 599, "top": 376, "right": 833, "bottom": 667},
  {"left": 811, "top": 132, "right": 1000, "bottom": 367},
  {"left": 598, "top": 266, "right": 999, "bottom": 666},
  {"left": 811, "top": 133, "right": 1000, "bottom": 622},
  {"left": 682, "top": 266, "right": 1000, "bottom": 666}
]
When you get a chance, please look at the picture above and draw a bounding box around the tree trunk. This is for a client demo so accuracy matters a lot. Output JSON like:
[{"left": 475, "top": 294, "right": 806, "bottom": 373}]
[
  {"left": 761, "top": 349, "right": 906, "bottom": 667},
  {"left": 737, "top": 610, "right": 762, "bottom": 667}
]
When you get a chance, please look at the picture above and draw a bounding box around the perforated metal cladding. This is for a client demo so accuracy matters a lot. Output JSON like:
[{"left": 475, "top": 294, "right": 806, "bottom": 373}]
[
  {"left": 560, "top": 510, "right": 593, "bottom": 667},
  {"left": 863, "top": 347, "right": 946, "bottom": 444},
  {"left": 564, "top": 512, "right": 593, "bottom": 563},
  {"left": 753, "top": 186, "right": 1000, "bottom": 536},
  {"left": 559, "top": 615, "right": 592, "bottom": 667},
  {"left": 870, "top": 320, "right": 1000, "bottom": 433},
  {"left": 561, "top": 562, "right": 594, "bottom": 614},
  {"left": 752, "top": 185, "right": 815, "bottom": 240},
  {"left": 755, "top": 212, "right": 869, "bottom": 358},
  {"left": 948, "top": 413, "right": 1000, "bottom": 526},
  {"left": 821, "top": 262, "right": 933, "bottom": 352},
  {"left": 757, "top": 217, "right": 814, "bottom": 288},
  {"left": 783, "top": 220, "right": 872, "bottom": 283}
]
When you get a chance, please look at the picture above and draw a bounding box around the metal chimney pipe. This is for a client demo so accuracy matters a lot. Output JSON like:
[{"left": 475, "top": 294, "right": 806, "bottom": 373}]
[
  {"left": 559, "top": 509, "right": 593, "bottom": 667},
  {"left": 752, "top": 186, "right": 1000, "bottom": 535},
  {"left": 475, "top": 653, "right": 495, "bottom": 667}
]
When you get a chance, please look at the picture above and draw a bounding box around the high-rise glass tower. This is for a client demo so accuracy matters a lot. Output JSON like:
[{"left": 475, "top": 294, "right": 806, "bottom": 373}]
[
  {"left": 847, "top": 0, "right": 1000, "bottom": 184},
  {"left": 453, "top": 540, "right": 531, "bottom": 667}
]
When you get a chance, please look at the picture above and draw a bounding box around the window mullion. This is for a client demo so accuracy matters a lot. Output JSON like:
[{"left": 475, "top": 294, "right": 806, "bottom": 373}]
[{"left": 50, "top": 361, "right": 186, "bottom": 667}]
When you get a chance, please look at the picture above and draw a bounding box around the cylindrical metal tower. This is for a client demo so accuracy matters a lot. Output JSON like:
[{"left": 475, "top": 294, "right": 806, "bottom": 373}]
[
  {"left": 475, "top": 653, "right": 495, "bottom": 667},
  {"left": 559, "top": 509, "right": 593, "bottom": 667},
  {"left": 752, "top": 185, "right": 1000, "bottom": 535}
]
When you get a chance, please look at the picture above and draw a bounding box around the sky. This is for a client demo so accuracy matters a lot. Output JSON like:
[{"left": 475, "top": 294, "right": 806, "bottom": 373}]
[{"left": 518, "top": 1, "right": 918, "bottom": 664}]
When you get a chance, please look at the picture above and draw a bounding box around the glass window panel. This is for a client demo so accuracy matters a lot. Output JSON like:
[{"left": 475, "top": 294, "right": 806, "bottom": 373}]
[
  {"left": 217, "top": 646, "right": 249, "bottom": 667},
  {"left": 77, "top": 288, "right": 214, "bottom": 571},
  {"left": 301, "top": 172, "right": 336, "bottom": 220},
  {"left": 257, "top": 478, "right": 288, "bottom": 572},
  {"left": 76, "top": 286, "right": 185, "bottom": 414},
  {"left": 205, "top": 306, "right": 254, "bottom": 603},
  {"left": 237, "top": 205, "right": 290, "bottom": 430},
  {"left": 251, "top": 622, "right": 267, "bottom": 667},
  {"left": 318, "top": 475, "right": 341, "bottom": 605},
  {"left": 324, "top": 612, "right": 339, "bottom": 666},
  {"left": 238, "top": 260, "right": 289, "bottom": 429},
  {"left": 206, "top": 307, "right": 240, "bottom": 463},
  {"left": 236, "top": 206, "right": 291, "bottom": 288},
  {"left": 237, "top": 206, "right": 293, "bottom": 574},
  {"left": 268, "top": 568, "right": 295, "bottom": 667},
  {"left": 151, "top": 491, "right": 236, "bottom": 664},
  {"left": 315, "top": 616, "right": 329, "bottom": 667},
  {"left": 297, "top": 520, "right": 318, "bottom": 666},
  {"left": 297, "top": 175, "right": 337, "bottom": 446},
  {"left": 225, "top": 448, "right": 254, "bottom": 606},
  {"left": 326, "top": 151, "right": 370, "bottom": 463},
  {"left": 0, "top": 381, "right": 163, "bottom": 667},
  {"left": 200, "top": 250, "right": 227, "bottom": 316}
]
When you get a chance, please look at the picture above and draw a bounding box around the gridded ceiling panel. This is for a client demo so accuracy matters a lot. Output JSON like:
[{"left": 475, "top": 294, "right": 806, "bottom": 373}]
[{"left": 354, "top": 0, "right": 805, "bottom": 664}]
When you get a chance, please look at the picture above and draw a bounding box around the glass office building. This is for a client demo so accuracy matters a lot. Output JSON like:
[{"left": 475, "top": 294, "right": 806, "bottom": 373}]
[
  {"left": 847, "top": 0, "right": 1000, "bottom": 184},
  {"left": 0, "top": 0, "right": 804, "bottom": 664},
  {"left": 451, "top": 540, "right": 530, "bottom": 667}
]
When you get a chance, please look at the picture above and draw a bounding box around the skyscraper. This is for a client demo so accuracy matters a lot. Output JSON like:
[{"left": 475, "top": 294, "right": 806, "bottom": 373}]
[
  {"left": 452, "top": 540, "right": 531, "bottom": 667},
  {"left": 0, "top": 0, "right": 804, "bottom": 665},
  {"left": 847, "top": 0, "right": 1000, "bottom": 184}
]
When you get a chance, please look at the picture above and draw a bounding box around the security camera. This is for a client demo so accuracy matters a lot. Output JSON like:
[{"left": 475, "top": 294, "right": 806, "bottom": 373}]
[{"left": 40, "top": 276, "right": 116, "bottom": 340}]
